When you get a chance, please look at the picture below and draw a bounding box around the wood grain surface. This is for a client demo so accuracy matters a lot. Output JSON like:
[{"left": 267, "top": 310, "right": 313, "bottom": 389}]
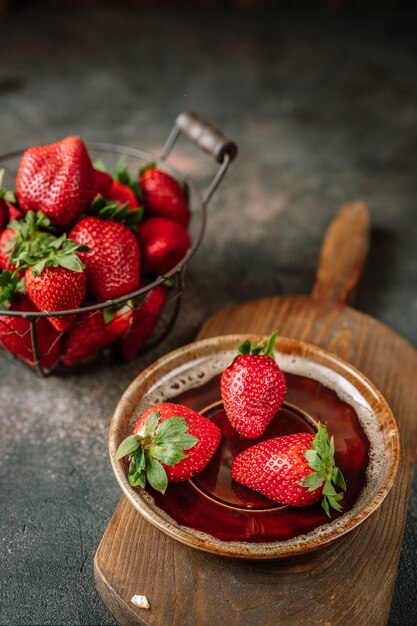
[{"left": 94, "top": 202, "right": 417, "bottom": 625}]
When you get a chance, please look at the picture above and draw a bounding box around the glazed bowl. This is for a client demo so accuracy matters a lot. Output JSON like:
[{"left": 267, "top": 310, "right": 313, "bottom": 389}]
[{"left": 109, "top": 334, "right": 400, "bottom": 559}]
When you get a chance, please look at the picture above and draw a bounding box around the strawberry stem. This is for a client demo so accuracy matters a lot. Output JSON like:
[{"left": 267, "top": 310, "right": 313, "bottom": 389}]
[
  {"left": 301, "top": 422, "right": 347, "bottom": 517},
  {"left": 114, "top": 411, "right": 198, "bottom": 493}
]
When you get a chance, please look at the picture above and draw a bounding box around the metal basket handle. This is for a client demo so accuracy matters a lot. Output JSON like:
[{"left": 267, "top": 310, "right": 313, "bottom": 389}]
[{"left": 160, "top": 111, "right": 238, "bottom": 205}]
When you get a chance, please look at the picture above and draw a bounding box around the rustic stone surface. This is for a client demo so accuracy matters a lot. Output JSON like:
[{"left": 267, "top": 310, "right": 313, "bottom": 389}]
[{"left": 0, "top": 4, "right": 415, "bottom": 625}]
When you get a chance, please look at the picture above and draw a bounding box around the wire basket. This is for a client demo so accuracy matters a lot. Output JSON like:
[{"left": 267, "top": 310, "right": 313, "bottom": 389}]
[{"left": 0, "top": 112, "right": 237, "bottom": 375}]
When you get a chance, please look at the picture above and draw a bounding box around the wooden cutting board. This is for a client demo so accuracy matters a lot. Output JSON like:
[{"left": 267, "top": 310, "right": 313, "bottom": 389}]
[{"left": 94, "top": 202, "right": 417, "bottom": 626}]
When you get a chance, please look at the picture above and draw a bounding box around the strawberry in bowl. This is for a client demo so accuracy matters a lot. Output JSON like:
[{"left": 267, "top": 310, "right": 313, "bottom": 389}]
[{"left": 115, "top": 402, "right": 222, "bottom": 493}]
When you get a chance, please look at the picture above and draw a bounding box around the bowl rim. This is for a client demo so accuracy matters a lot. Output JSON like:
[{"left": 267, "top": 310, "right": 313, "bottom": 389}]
[{"left": 109, "top": 334, "right": 401, "bottom": 559}]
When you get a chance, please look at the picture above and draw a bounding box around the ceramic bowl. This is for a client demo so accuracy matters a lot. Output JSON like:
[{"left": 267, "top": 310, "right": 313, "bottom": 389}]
[{"left": 109, "top": 335, "right": 400, "bottom": 559}]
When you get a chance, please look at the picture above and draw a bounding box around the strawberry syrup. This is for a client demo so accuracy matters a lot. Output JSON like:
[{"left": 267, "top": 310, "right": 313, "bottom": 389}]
[{"left": 150, "top": 373, "right": 370, "bottom": 543}]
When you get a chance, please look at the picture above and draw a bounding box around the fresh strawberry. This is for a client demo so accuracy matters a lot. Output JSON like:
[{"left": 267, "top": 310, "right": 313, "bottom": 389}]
[
  {"left": 140, "top": 165, "right": 190, "bottom": 226},
  {"left": 69, "top": 216, "right": 140, "bottom": 301},
  {"left": 231, "top": 423, "right": 347, "bottom": 516},
  {"left": 94, "top": 169, "right": 113, "bottom": 196},
  {"left": 220, "top": 333, "right": 286, "bottom": 439},
  {"left": 16, "top": 136, "right": 96, "bottom": 227},
  {"left": 115, "top": 402, "right": 222, "bottom": 492},
  {"left": 62, "top": 306, "right": 130, "bottom": 366},
  {"left": 137, "top": 216, "right": 190, "bottom": 276},
  {"left": 0, "top": 228, "right": 18, "bottom": 272},
  {"left": 117, "top": 285, "right": 166, "bottom": 360},
  {"left": 106, "top": 180, "right": 139, "bottom": 209},
  {"left": 0, "top": 296, "right": 62, "bottom": 370},
  {"left": 25, "top": 266, "right": 86, "bottom": 332},
  {"left": 8, "top": 205, "right": 23, "bottom": 222}
]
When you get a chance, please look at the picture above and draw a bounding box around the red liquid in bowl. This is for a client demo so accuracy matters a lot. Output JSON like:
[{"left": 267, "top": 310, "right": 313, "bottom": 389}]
[{"left": 150, "top": 373, "right": 370, "bottom": 543}]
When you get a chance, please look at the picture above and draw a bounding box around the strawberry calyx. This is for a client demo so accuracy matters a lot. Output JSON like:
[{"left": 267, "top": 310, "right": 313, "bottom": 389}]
[
  {"left": 0, "top": 269, "right": 25, "bottom": 309},
  {"left": 301, "top": 422, "right": 347, "bottom": 517},
  {"left": 6, "top": 211, "right": 89, "bottom": 276},
  {"left": 87, "top": 195, "right": 143, "bottom": 229},
  {"left": 237, "top": 331, "right": 278, "bottom": 358},
  {"left": 113, "top": 158, "right": 143, "bottom": 203},
  {"left": 114, "top": 411, "right": 198, "bottom": 493}
]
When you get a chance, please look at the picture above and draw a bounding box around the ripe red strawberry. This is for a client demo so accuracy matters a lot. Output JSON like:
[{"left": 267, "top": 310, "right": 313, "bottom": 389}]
[
  {"left": 0, "top": 228, "right": 18, "bottom": 272},
  {"left": 94, "top": 169, "right": 113, "bottom": 196},
  {"left": 25, "top": 265, "right": 86, "bottom": 332},
  {"left": 62, "top": 307, "right": 130, "bottom": 366},
  {"left": 0, "top": 297, "right": 62, "bottom": 370},
  {"left": 106, "top": 180, "right": 139, "bottom": 209},
  {"left": 115, "top": 402, "right": 222, "bottom": 492},
  {"left": 220, "top": 333, "right": 287, "bottom": 439},
  {"left": 137, "top": 216, "right": 190, "bottom": 276},
  {"left": 117, "top": 285, "right": 166, "bottom": 360},
  {"left": 140, "top": 165, "right": 190, "bottom": 226},
  {"left": 69, "top": 216, "right": 140, "bottom": 301},
  {"left": 231, "top": 423, "right": 347, "bottom": 516},
  {"left": 16, "top": 136, "right": 97, "bottom": 227}
]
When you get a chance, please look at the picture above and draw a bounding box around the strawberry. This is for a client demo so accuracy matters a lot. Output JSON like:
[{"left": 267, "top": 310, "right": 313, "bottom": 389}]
[
  {"left": 62, "top": 306, "right": 130, "bottom": 366},
  {"left": 231, "top": 423, "right": 347, "bottom": 516},
  {"left": 0, "top": 228, "right": 18, "bottom": 272},
  {"left": 0, "top": 296, "right": 62, "bottom": 370},
  {"left": 117, "top": 284, "right": 166, "bottom": 360},
  {"left": 137, "top": 216, "right": 190, "bottom": 276},
  {"left": 115, "top": 402, "right": 222, "bottom": 493},
  {"left": 140, "top": 165, "right": 190, "bottom": 226},
  {"left": 16, "top": 136, "right": 96, "bottom": 227},
  {"left": 94, "top": 168, "right": 113, "bottom": 196},
  {"left": 25, "top": 266, "right": 86, "bottom": 332},
  {"left": 220, "top": 333, "right": 287, "bottom": 439},
  {"left": 69, "top": 216, "right": 140, "bottom": 301},
  {"left": 106, "top": 180, "right": 139, "bottom": 210}
]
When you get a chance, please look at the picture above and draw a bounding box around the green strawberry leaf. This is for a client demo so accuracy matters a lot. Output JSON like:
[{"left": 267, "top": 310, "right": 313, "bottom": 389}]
[
  {"left": 87, "top": 195, "right": 143, "bottom": 229},
  {"left": 238, "top": 339, "right": 252, "bottom": 356},
  {"left": 144, "top": 411, "right": 160, "bottom": 438},
  {"left": 152, "top": 445, "right": 187, "bottom": 466},
  {"left": 114, "top": 434, "right": 141, "bottom": 460},
  {"left": 0, "top": 270, "right": 25, "bottom": 307},
  {"left": 301, "top": 421, "right": 347, "bottom": 517},
  {"left": 145, "top": 456, "right": 168, "bottom": 494},
  {"left": 57, "top": 254, "right": 85, "bottom": 273},
  {"left": 301, "top": 471, "right": 325, "bottom": 491}
]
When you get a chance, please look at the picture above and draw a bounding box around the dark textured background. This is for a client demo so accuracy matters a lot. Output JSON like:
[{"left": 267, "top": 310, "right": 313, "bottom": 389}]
[{"left": 0, "top": 4, "right": 416, "bottom": 625}]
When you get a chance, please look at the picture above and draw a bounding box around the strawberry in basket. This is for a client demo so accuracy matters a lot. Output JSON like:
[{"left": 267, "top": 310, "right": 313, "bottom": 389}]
[
  {"left": 3, "top": 211, "right": 88, "bottom": 332},
  {"left": 0, "top": 295, "right": 62, "bottom": 369},
  {"left": 140, "top": 164, "right": 190, "bottom": 226},
  {"left": 137, "top": 216, "right": 190, "bottom": 276},
  {"left": 69, "top": 216, "right": 140, "bottom": 301},
  {"left": 16, "top": 136, "right": 99, "bottom": 227}
]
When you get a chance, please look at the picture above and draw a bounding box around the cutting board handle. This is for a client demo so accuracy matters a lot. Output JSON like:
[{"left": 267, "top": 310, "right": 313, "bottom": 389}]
[{"left": 311, "top": 201, "right": 370, "bottom": 308}]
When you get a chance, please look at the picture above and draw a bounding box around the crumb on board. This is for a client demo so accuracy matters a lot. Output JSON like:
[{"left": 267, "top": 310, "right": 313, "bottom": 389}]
[{"left": 131, "top": 594, "right": 150, "bottom": 609}]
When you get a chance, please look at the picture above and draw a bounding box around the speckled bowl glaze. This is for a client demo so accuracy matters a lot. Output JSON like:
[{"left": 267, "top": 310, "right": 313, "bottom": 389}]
[{"left": 109, "top": 335, "right": 400, "bottom": 559}]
